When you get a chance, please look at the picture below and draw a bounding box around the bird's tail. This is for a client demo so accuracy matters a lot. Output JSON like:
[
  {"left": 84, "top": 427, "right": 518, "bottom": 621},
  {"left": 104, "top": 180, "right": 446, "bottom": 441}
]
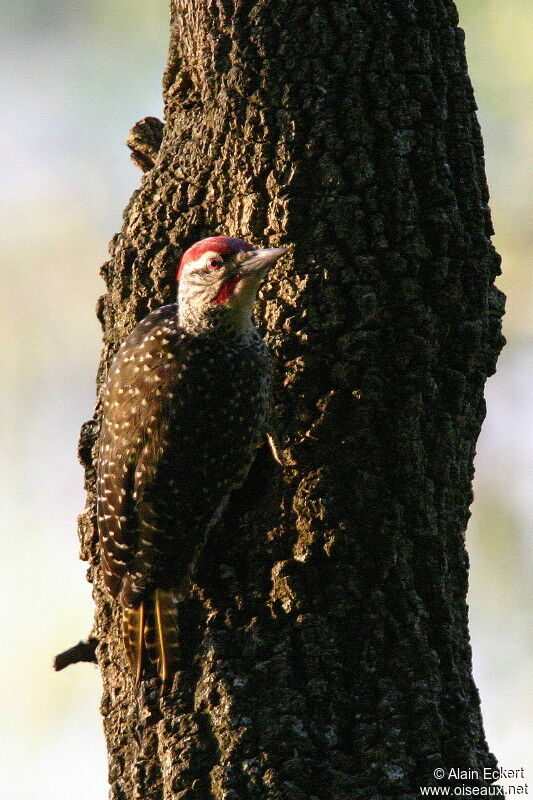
[{"left": 123, "top": 589, "right": 180, "bottom": 685}]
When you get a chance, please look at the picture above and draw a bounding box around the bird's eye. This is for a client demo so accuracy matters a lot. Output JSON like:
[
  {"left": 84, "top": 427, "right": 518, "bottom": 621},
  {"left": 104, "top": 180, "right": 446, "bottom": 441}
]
[{"left": 207, "top": 257, "right": 222, "bottom": 270}]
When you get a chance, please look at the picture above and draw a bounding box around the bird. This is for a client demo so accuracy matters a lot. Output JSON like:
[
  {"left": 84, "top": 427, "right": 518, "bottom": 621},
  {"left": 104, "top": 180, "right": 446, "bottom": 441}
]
[{"left": 96, "top": 236, "right": 286, "bottom": 684}]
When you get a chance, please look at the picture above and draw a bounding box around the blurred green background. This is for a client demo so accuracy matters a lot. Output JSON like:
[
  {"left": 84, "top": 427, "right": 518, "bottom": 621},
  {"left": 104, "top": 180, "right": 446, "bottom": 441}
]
[{"left": 0, "top": 1, "right": 530, "bottom": 797}]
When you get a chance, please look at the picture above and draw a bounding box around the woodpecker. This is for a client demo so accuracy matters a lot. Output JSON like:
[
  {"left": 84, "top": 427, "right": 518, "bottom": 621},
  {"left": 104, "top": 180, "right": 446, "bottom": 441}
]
[{"left": 97, "top": 236, "right": 286, "bottom": 684}]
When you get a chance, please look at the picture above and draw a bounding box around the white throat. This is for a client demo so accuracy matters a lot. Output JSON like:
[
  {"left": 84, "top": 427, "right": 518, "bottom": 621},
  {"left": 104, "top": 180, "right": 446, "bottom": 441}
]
[{"left": 177, "top": 290, "right": 255, "bottom": 338}]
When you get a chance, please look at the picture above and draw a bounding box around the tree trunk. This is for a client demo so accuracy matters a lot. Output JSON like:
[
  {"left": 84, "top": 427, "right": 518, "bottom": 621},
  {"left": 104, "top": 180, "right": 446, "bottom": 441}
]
[{"left": 78, "top": 1, "right": 505, "bottom": 797}]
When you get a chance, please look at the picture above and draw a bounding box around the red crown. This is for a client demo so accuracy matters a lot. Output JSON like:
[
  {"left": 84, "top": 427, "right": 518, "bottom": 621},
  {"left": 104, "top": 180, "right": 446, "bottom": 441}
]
[{"left": 177, "top": 236, "right": 253, "bottom": 280}]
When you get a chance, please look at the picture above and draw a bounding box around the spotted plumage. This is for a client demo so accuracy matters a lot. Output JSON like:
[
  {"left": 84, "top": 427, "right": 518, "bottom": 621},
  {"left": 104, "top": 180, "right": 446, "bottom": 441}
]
[{"left": 97, "top": 237, "right": 286, "bottom": 683}]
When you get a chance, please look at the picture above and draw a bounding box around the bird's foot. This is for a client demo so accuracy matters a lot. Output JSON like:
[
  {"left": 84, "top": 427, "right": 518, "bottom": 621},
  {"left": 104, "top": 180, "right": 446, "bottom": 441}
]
[{"left": 265, "top": 430, "right": 296, "bottom": 468}]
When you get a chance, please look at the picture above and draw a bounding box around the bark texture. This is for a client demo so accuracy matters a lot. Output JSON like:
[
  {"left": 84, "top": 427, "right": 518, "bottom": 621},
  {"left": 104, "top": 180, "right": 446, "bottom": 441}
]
[{"left": 78, "top": 1, "right": 505, "bottom": 797}]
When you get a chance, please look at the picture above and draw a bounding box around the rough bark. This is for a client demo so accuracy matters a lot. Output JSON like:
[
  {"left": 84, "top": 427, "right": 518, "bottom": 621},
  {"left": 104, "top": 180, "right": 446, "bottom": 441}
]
[{"left": 77, "top": 1, "right": 505, "bottom": 797}]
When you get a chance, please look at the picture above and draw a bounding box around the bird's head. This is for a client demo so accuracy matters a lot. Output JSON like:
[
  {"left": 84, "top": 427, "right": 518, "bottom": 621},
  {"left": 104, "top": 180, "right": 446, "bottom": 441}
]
[{"left": 177, "top": 236, "right": 286, "bottom": 333}]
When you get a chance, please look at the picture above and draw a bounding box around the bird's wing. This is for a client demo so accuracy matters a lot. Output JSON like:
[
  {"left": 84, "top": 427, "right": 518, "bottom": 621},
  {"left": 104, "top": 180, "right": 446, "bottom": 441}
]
[{"left": 97, "top": 304, "right": 183, "bottom": 598}]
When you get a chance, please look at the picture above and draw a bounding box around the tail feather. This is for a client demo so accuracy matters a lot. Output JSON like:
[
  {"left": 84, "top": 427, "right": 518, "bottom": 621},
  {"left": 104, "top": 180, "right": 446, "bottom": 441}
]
[
  {"left": 154, "top": 588, "right": 180, "bottom": 684},
  {"left": 123, "top": 603, "right": 145, "bottom": 686},
  {"left": 123, "top": 590, "right": 180, "bottom": 685}
]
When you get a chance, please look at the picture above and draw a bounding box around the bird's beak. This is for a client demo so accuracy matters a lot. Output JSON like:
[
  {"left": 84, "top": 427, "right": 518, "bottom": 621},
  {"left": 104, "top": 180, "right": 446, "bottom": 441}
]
[{"left": 237, "top": 247, "right": 287, "bottom": 277}]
